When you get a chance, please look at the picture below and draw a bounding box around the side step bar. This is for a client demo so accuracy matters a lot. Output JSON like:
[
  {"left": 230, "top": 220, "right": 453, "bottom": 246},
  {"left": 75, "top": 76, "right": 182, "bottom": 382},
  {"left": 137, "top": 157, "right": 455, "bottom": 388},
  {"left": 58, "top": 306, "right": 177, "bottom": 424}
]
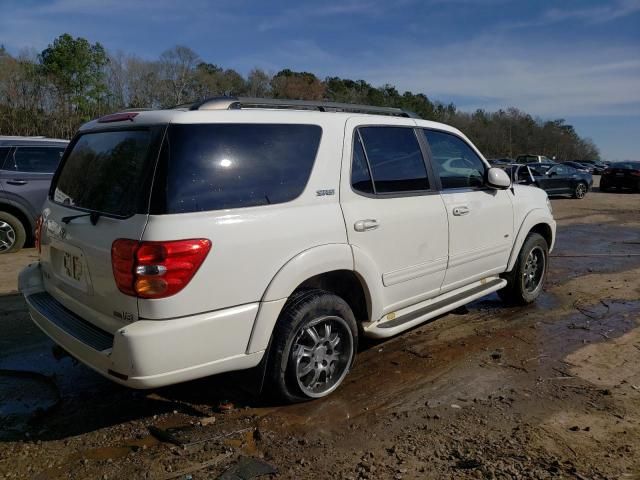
[{"left": 364, "top": 277, "right": 507, "bottom": 339}]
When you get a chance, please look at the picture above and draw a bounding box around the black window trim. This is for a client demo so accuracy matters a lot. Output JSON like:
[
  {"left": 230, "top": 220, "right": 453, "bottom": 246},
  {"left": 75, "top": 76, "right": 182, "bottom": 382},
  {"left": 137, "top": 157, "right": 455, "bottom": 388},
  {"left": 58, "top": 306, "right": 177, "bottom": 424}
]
[
  {"left": 420, "top": 127, "right": 491, "bottom": 193},
  {"left": 4, "top": 145, "right": 67, "bottom": 175},
  {"left": 349, "top": 124, "right": 439, "bottom": 199},
  {"left": 49, "top": 125, "right": 166, "bottom": 220}
]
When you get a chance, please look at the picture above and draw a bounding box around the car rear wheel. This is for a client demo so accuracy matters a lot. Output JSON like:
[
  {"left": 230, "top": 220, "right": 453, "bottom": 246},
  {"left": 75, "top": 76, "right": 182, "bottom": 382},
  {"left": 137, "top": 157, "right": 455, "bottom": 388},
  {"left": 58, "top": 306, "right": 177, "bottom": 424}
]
[
  {"left": 266, "top": 289, "right": 357, "bottom": 403},
  {"left": 572, "top": 182, "right": 587, "bottom": 199},
  {"left": 0, "top": 212, "right": 26, "bottom": 254},
  {"left": 499, "top": 232, "right": 548, "bottom": 305}
]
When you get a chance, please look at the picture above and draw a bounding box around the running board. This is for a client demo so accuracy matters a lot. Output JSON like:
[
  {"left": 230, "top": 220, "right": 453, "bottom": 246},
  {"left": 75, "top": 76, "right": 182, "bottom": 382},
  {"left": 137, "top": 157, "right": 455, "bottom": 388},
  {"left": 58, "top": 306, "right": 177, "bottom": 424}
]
[{"left": 364, "top": 277, "right": 507, "bottom": 339}]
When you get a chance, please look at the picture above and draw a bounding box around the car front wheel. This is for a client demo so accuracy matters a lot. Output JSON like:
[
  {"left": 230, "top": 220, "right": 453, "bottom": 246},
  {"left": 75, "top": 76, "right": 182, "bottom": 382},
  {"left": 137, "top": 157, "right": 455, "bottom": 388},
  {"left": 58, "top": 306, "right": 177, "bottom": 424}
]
[
  {"left": 572, "top": 182, "right": 588, "bottom": 199},
  {"left": 266, "top": 289, "right": 357, "bottom": 403},
  {"left": 499, "top": 232, "right": 548, "bottom": 305}
]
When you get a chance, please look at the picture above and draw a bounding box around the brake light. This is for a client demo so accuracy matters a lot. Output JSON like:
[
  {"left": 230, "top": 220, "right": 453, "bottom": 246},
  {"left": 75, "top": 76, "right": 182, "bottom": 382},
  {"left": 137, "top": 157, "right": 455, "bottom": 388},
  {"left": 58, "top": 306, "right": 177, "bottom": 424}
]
[
  {"left": 98, "top": 112, "right": 138, "bottom": 123},
  {"left": 111, "top": 239, "right": 211, "bottom": 298},
  {"left": 35, "top": 215, "right": 43, "bottom": 254},
  {"left": 630, "top": 170, "right": 640, "bottom": 177}
]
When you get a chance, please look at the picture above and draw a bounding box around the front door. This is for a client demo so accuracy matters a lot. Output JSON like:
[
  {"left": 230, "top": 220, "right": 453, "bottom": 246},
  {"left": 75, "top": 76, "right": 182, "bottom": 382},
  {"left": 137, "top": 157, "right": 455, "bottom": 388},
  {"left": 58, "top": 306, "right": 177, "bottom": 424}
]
[
  {"left": 421, "top": 129, "right": 514, "bottom": 291},
  {"left": 340, "top": 118, "right": 449, "bottom": 319}
]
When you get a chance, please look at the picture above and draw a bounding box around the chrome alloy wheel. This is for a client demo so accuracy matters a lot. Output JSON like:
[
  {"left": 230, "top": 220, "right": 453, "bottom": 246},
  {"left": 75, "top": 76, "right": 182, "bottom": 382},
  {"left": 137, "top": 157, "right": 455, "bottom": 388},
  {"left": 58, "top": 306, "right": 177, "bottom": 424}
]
[
  {"left": 575, "top": 183, "right": 586, "bottom": 198},
  {"left": 522, "top": 246, "right": 545, "bottom": 293},
  {"left": 0, "top": 221, "right": 16, "bottom": 253},
  {"left": 290, "top": 316, "right": 354, "bottom": 398}
]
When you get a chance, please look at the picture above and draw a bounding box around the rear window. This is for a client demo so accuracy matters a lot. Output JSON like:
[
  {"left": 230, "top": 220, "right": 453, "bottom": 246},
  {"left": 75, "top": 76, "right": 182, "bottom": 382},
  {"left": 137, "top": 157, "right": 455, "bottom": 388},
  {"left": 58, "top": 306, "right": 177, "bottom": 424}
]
[
  {"left": 152, "top": 124, "right": 322, "bottom": 213},
  {"left": 52, "top": 129, "right": 156, "bottom": 217}
]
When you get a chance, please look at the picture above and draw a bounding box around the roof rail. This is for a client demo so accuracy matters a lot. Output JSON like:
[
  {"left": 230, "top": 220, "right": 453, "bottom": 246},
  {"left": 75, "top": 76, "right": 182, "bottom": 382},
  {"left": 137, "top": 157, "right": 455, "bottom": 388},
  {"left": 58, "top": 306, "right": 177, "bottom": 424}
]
[{"left": 188, "top": 96, "right": 420, "bottom": 118}]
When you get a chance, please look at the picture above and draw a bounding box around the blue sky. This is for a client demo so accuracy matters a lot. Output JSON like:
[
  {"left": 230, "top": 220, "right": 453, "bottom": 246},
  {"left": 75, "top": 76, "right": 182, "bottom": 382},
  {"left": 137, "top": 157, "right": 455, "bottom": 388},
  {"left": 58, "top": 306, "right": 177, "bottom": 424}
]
[{"left": 1, "top": 0, "right": 639, "bottom": 160}]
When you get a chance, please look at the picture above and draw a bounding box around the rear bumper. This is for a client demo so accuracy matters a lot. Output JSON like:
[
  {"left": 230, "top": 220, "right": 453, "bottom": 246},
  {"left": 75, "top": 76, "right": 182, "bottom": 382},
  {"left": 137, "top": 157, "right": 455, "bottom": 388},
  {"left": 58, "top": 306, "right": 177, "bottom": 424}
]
[{"left": 19, "top": 263, "right": 264, "bottom": 389}]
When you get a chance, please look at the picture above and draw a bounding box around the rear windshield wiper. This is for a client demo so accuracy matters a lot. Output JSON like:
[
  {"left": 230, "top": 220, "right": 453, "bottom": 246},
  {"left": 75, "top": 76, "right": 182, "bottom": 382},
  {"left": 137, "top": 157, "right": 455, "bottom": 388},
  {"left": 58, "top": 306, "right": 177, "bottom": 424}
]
[{"left": 61, "top": 212, "right": 101, "bottom": 225}]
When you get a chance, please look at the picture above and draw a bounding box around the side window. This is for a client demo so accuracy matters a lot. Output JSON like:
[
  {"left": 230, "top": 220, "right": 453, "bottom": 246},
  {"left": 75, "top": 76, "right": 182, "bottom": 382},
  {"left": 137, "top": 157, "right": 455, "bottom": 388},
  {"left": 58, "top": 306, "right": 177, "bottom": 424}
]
[
  {"left": 163, "top": 124, "right": 322, "bottom": 213},
  {"left": 351, "top": 135, "right": 374, "bottom": 194},
  {"left": 422, "top": 130, "right": 486, "bottom": 189},
  {"left": 11, "top": 147, "right": 65, "bottom": 173},
  {"left": 357, "top": 127, "right": 429, "bottom": 194},
  {"left": 0, "top": 147, "right": 11, "bottom": 169}
]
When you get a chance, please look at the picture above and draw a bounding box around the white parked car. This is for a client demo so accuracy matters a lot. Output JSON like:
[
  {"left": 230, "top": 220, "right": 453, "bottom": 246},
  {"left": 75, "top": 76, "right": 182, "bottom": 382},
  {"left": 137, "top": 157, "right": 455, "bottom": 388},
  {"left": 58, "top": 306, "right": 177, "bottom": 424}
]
[{"left": 19, "top": 97, "right": 556, "bottom": 402}]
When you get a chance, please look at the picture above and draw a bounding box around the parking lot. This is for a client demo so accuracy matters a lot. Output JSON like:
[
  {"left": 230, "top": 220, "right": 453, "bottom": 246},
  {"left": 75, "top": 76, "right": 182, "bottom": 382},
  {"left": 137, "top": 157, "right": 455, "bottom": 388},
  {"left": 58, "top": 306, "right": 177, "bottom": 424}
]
[{"left": 1, "top": 179, "right": 639, "bottom": 479}]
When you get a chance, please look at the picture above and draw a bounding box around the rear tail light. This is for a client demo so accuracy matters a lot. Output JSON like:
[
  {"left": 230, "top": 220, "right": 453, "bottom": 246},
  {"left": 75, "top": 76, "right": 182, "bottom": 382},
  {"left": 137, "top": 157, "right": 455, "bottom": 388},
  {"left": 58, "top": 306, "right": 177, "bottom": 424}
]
[
  {"left": 630, "top": 170, "right": 640, "bottom": 177},
  {"left": 35, "top": 215, "right": 43, "bottom": 254},
  {"left": 111, "top": 239, "right": 211, "bottom": 298}
]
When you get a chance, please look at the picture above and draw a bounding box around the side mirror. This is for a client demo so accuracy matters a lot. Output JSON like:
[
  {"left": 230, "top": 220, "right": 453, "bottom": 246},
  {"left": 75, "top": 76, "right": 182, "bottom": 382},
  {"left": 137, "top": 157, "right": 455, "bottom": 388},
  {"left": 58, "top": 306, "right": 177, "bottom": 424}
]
[{"left": 486, "top": 167, "right": 511, "bottom": 189}]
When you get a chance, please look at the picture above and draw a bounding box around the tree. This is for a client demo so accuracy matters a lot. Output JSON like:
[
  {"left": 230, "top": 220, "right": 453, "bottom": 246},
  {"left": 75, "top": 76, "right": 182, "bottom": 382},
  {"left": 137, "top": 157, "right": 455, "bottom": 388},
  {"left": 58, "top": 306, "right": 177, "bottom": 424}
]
[
  {"left": 247, "top": 68, "right": 271, "bottom": 97},
  {"left": 271, "top": 69, "right": 325, "bottom": 100},
  {"left": 158, "top": 45, "right": 200, "bottom": 106},
  {"left": 40, "top": 33, "right": 109, "bottom": 119}
]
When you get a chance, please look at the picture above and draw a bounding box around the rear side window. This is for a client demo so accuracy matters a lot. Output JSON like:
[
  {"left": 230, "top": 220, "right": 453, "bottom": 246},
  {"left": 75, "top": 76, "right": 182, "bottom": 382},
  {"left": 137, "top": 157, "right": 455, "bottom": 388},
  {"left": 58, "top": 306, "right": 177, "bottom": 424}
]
[
  {"left": 53, "top": 130, "right": 155, "bottom": 217},
  {"left": 355, "top": 127, "right": 429, "bottom": 194},
  {"left": 7, "top": 146, "right": 65, "bottom": 173},
  {"left": 422, "top": 130, "right": 485, "bottom": 189},
  {"left": 155, "top": 124, "right": 322, "bottom": 213}
]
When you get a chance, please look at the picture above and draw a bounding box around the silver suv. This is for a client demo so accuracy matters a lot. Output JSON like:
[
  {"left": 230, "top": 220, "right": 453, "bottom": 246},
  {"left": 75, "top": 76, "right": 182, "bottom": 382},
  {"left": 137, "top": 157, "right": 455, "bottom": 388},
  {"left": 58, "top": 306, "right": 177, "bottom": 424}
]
[{"left": 0, "top": 136, "right": 68, "bottom": 253}]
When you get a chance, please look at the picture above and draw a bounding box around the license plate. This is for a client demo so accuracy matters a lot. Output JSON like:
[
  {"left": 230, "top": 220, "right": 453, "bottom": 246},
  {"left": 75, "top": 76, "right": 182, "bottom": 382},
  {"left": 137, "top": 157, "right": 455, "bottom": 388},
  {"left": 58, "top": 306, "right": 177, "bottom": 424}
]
[{"left": 62, "top": 252, "right": 84, "bottom": 282}]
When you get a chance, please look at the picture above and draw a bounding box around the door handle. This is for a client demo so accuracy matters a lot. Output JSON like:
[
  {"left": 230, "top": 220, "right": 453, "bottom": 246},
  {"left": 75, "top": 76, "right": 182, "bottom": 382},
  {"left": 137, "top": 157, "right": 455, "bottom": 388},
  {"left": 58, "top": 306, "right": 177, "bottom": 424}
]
[
  {"left": 7, "top": 180, "right": 27, "bottom": 186},
  {"left": 452, "top": 206, "right": 470, "bottom": 216},
  {"left": 354, "top": 219, "right": 379, "bottom": 232}
]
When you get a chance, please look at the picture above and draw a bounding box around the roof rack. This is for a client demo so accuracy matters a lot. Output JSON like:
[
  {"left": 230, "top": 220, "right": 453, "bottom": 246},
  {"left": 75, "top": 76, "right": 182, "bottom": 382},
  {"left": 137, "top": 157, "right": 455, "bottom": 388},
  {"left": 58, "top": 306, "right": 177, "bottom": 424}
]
[{"left": 188, "top": 96, "right": 420, "bottom": 118}]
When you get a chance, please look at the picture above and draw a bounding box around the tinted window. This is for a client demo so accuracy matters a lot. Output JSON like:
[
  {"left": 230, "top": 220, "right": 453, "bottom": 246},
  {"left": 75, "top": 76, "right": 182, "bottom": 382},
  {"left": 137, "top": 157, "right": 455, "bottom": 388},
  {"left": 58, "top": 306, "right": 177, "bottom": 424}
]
[
  {"left": 351, "top": 135, "right": 374, "bottom": 194},
  {"left": 0, "top": 147, "right": 11, "bottom": 168},
  {"left": 423, "top": 130, "right": 485, "bottom": 189},
  {"left": 8, "top": 146, "right": 65, "bottom": 173},
  {"left": 358, "top": 127, "right": 429, "bottom": 193},
  {"left": 158, "top": 124, "right": 322, "bottom": 213},
  {"left": 53, "top": 130, "right": 154, "bottom": 216}
]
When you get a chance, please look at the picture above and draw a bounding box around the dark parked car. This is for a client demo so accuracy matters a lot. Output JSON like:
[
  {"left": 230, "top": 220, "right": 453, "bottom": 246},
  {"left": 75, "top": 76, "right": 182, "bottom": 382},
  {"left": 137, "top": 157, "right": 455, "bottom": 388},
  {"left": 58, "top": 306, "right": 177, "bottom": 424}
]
[
  {"left": 487, "top": 157, "right": 514, "bottom": 166},
  {"left": 0, "top": 136, "right": 69, "bottom": 253},
  {"left": 600, "top": 162, "right": 640, "bottom": 192},
  {"left": 578, "top": 160, "right": 608, "bottom": 174},
  {"left": 505, "top": 163, "right": 592, "bottom": 199},
  {"left": 564, "top": 161, "right": 592, "bottom": 172}
]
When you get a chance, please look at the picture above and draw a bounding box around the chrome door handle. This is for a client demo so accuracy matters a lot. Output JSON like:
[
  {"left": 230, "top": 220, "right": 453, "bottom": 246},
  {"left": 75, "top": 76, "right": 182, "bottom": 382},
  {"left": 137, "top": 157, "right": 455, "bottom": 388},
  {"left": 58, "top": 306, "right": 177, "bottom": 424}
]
[
  {"left": 452, "top": 206, "right": 470, "bottom": 216},
  {"left": 354, "top": 219, "right": 379, "bottom": 232},
  {"left": 7, "top": 180, "right": 27, "bottom": 186}
]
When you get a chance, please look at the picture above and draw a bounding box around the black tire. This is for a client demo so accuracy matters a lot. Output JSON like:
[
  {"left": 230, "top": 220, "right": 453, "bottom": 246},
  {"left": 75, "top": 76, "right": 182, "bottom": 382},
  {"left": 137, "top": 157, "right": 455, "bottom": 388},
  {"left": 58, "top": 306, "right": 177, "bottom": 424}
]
[
  {"left": 0, "top": 211, "right": 27, "bottom": 254},
  {"left": 265, "top": 289, "right": 358, "bottom": 403},
  {"left": 572, "top": 182, "right": 588, "bottom": 199},
  {"left": 599, "top": 183, "right": 608, "bottom": 192},
  {"left": 499, "top": 233, "right": 548, "bottom": 305}
]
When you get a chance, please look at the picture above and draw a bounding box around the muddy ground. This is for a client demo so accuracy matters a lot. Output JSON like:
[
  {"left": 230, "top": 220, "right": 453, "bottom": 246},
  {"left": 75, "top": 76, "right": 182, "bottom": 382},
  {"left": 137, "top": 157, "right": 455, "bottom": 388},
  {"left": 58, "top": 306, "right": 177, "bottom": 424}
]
[{"left": 1, "top": 180, "right": 639, "bottom": 480}]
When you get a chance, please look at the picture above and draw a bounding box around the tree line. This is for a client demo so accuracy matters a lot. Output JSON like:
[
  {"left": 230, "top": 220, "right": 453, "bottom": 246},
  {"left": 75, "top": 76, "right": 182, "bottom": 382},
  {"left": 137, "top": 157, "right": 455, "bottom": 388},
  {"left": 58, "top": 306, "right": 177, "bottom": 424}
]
[{"left": 0, "top": 34, "right": 600, "bottom": 160}]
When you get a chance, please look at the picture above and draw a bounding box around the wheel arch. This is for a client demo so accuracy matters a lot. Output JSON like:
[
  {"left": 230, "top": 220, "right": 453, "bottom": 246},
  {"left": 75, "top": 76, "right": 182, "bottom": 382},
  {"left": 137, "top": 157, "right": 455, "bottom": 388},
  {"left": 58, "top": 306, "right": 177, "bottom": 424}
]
[
  {"left": 506, "top": 209, "right": 555, "bottom": 272},
  {"left": 248, "top": 244, "right": 373, "bottom": 353}
]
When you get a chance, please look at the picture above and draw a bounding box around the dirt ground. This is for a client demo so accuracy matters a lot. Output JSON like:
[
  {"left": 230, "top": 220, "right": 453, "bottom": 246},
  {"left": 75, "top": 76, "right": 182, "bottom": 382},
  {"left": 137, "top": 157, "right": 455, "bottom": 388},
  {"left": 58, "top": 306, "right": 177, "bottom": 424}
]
[{"left": 1, "top": 179, "right": 639, "bottom": 480}]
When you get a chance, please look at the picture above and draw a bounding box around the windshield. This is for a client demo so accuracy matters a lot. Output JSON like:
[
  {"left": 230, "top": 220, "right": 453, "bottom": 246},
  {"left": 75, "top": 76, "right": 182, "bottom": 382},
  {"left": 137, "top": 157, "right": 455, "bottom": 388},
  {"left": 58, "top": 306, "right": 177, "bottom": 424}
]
[{"left": 52, "top": 128, "right": 162, "bottom": 217}]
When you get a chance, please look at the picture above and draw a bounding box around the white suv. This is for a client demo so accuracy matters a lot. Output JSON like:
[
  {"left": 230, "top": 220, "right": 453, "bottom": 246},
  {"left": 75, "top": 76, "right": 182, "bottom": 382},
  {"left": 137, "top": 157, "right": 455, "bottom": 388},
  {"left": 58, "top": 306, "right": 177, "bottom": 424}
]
[{"left": 19, "top": 97, "right": 555, "bottom": 402}]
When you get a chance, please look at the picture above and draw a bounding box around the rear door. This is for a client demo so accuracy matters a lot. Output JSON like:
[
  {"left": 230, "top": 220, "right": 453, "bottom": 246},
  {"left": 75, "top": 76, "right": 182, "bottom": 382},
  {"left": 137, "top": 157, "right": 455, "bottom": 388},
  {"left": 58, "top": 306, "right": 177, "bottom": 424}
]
[
  {"left": 340, "top": 119, "right": 449, "bottom": 317},
  {"left": 0, "top": 145, "right": 66, "bottom": 214},
  {"left": 40, "top": 127, "right": 163, "bottom": 333}
]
